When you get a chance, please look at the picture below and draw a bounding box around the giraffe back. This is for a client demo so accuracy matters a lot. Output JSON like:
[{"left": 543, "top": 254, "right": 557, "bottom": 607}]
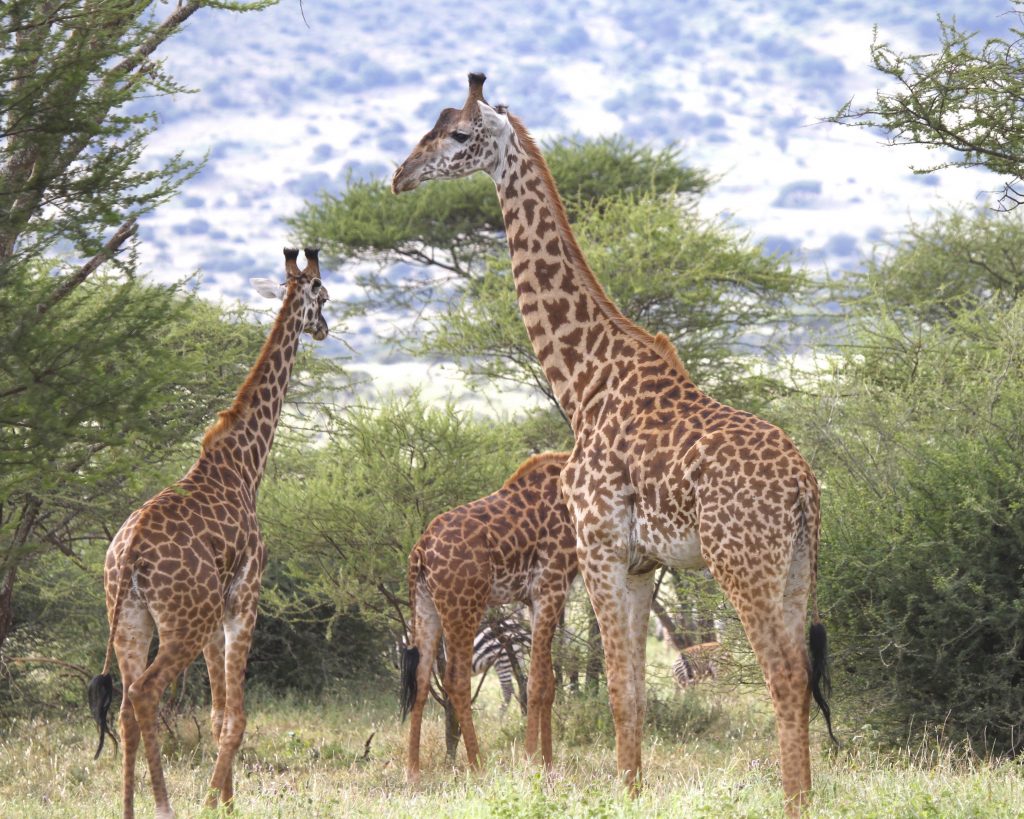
[{"left": 411, "top": 451, "right": 576, "bottom": 607}]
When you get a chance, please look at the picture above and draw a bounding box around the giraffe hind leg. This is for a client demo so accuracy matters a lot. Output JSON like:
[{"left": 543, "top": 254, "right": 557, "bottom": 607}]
[
  {"left": 204, "top": 628, "right": 227, "bottom": 745},
  {"left": 406, "top": 584, "right": 442, "bottom": 782},
  {"left": 525, "top": 610, "right": 556, "bottom": 765},
  {"left": 128, "top": 631, "right": 209, "bottom": 819},
  {"left": 206, "top": 610, "right": 257, "bottom": 809},
  {"left": 441, "top": 624, "right": 484, "bottom": 769},
  {"left": 113, "top": 600, "right": 154, "bottom": 819},
  {"left": 706, "top": 544, "right": 814, "bottom": 815}
]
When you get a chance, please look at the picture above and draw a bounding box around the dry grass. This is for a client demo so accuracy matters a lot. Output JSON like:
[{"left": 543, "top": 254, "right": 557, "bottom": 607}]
[{"left": 0, "top": 670, "right": 1021, "bottom": 818}]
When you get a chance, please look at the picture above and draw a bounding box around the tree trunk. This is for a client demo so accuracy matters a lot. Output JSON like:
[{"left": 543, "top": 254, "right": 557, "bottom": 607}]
[
  {"left": 585, "top": 606, "right": 603, "bottom": 690},
  {"left": 651, "top": 596, "right": 689, "bottom": 651},
  {"left": 0, "top": 565, "right": 16, "bottom": 656},
  {"left": 0, "top": 498, "right": 41, "bottom": 656}
]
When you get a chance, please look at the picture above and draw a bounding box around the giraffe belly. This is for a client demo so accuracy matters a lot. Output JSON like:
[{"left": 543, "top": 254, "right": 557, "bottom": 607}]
[
  {"left": 634, "top": 513, "right": 706, "bottom": 571},
  {"left": 488, "top": 574, "right": 528, "bottom": 606}
]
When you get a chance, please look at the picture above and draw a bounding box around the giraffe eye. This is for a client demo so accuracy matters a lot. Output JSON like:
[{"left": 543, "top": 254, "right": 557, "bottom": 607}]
[{"left": 452, "top": 131, "right": 469, "bottom": 143}]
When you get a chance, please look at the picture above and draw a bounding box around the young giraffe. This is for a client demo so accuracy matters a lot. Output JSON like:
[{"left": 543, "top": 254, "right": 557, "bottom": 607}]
[
  {"left": 401, "top": 451, "right": 578, "bottom": 780},
  {"left": 87, "top": 248, "right": 329, "bottom": 819},
  {"left": 393, "top": 74, "right": 834, "bottom": 815}
]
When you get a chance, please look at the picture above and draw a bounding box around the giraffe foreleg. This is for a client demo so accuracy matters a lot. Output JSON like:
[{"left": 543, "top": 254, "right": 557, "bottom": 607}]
[
  {"left": 577, "top": 545, "right": 646, "bottom": 793},
  {"left": 624, "top": 568, "right": 656, "bottom": 779}
]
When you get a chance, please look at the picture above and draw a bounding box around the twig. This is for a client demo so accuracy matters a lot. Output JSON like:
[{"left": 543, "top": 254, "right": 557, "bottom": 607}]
[
  {"left": 5, "top": 655, "right": 93, "bottom": 681},
  {"left": 36, "top": 218, "right": 138, "bottom": 315}
]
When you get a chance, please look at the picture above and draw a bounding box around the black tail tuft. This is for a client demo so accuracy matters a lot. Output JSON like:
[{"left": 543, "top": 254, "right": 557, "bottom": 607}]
[
  {"left": 87, "top": 673, "right": 118, "bottom": 759},
  {"left": 400, "top": 647, "right": 420, "bottom": 722},
  {"left": 809, "top": 623, "right": 838, "bottom": 746}
]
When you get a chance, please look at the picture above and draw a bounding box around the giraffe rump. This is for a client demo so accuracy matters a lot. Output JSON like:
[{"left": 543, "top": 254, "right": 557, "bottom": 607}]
[
  {"left": 400, "top": 646, "right": 420, "bottom": 722},
  {"left": 87, "top": 672, "right": 118, "bottom": 759}
]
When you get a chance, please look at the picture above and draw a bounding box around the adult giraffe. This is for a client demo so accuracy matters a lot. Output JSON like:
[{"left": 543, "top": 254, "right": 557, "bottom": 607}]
[
  {"left": 87, "top": 248, "right": 329, "bottom": 819},
  {"left": 393, "top": 74, "right": 834, "bottom": 814},
  {"left": 401, "top": 451, "right": 577, "bottom": 779}
]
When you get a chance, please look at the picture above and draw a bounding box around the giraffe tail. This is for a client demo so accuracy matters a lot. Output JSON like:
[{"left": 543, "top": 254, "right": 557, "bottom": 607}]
[
  {"left": 809, "top": 624, "right": 836, "bottom": 745},
  {"left": 401, "top": 544, "right": 424, "bottom": 722},
  {"left": 87, "top": 673, "right": 117, "bottom": 759},
  {"left": 400, "top": 646, "right": 420, "bottom": 722},
  {"left": 801, "top": 480, "right": 838, "bottom": 747},
  {"left": 88, "top": 526, "right": 143, "bottom": 758}
]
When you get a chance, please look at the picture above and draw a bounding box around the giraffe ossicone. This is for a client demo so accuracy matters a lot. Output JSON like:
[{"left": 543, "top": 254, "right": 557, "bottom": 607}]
[
  {"left": 395, "top": 73, "right": 835, "bottom": 817},
  {"left": 87, "top": 247, "right": 330, "bottom": 819}
]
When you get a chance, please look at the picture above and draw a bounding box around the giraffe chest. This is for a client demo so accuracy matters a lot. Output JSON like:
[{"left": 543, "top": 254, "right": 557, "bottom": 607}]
[{"left": 563, "top": 431, "right": 707, "bottom": 573}]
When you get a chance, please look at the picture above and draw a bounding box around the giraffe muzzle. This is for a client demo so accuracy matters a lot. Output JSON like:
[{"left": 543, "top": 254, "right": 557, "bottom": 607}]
[{"left": 391, "top": 162, "right": 421, "bottom": 194}]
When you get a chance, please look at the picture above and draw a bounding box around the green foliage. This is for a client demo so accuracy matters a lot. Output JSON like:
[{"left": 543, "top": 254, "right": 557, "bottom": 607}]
[
  {"left": 849, "top": 208, "right": 1024, "bottom": 322},
  {"left": 555, "top": 686, "right": 730, "bottom": 748},
  {"left": 253, "top": 396, "right": 531, "bottom": 685},
  {"left": 790, "top": 295, "right": 1024, "bottom": 752},
  {"left": 289, "top": 136, "right": 708, "bottom": 316},
  {"left": 832, "top": 5, "right": 1024, "bottom": 208},
  {"left": 0, "top": 1, "right": 272, "bottom": 269},
  {"left": 424, "top": 194, "right": 806, "bottom": 411},
  {"left": 533, "top": 135, "right": 709, "bottom": 211}
]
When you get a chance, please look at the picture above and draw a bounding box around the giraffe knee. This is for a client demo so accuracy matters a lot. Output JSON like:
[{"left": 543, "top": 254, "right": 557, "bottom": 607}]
[{"left": 218, "top": 713, "right": 247, "bottom": 749}]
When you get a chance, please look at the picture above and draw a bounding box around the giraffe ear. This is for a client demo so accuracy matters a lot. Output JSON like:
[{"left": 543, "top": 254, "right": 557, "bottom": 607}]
[
  {"left": 250, "top": 278, "right": 286, "bottom": 300},
  {"left": 477, "top": 100, "right": 509, "bottom": 135}
]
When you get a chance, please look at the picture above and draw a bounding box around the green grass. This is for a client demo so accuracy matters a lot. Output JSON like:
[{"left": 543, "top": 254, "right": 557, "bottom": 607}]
[{"left": 0, "top": 670, "right": 1021, "bottom": 818}]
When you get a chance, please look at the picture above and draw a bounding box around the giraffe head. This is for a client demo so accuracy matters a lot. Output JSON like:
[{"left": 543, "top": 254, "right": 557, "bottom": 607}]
[
  {"left": 392, "top": 72, "right": 512, "bottom": 194},
  {"left": 252, "top": 248, "right": 330, "bottom": 340}
]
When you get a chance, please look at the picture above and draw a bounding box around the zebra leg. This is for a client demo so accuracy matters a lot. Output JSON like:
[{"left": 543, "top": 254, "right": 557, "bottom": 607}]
[{"left": 496, "top": 655, "right": 515, "bottom": 715}]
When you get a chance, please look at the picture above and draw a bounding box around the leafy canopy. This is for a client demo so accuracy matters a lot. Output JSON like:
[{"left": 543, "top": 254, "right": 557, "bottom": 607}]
[
  {"left": 290, "top": 136, "right": 709, "bottom": 315},
  {"left": 831, "top": 5, "right": 1024, "bottom": 208}
]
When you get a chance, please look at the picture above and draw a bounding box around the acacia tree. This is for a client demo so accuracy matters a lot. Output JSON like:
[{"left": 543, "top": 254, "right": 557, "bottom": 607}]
[
  {"left": 0, "top": 0, "right": 277, "bottom": 656},
  {"left": 291, "top": 137, "right": 710, "bottom": 319},
  {"left": 831, "top": 3, "right": 1024, "bottom": 208},
  {"left": 777, "top": 208, "right": 1024, "bottom": 751},
  {"left": 293, "top": 137, "right": 806, "bottom": 419}
]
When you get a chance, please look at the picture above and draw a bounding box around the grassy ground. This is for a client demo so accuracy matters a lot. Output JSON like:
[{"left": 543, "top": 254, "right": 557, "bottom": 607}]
[{"left": 1, "top": 666, "right": 1021, "bottom": 818}]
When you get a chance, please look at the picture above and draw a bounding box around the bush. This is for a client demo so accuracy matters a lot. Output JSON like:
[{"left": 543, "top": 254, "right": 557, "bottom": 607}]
[{"left": 790, "top": 300, "right": 1024, "bottom": 752}]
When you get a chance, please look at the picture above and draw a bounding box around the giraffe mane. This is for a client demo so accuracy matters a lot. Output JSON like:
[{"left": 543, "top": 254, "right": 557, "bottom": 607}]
[
  {"left": 501, "top": 450, "right": 570, "bottom": 488},
  {"left": 201, "top": 281, "right": 298, "bottom": 452},
  {"left": 505, "top": 114, "right": 691, "bottom": 382}
]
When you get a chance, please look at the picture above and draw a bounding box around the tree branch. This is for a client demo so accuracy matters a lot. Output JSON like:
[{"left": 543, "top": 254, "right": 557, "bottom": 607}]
[{"left": 36, "top": 217, "right": 137, "bottom": 315}]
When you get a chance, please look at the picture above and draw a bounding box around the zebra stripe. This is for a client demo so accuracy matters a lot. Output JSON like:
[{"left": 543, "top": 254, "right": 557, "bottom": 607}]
[
  {"left": 672, "top": 641, "right": 721, "bottom": 688},
  {"left": 473, "top": 619, "right": 530, "bottom": 709}
]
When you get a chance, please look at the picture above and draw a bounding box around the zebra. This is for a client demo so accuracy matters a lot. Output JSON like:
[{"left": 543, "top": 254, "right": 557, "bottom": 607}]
[
  {"left": 472, "top": 618, "right": 531, "bottom": 713},
  {"left": 672, "top": 641, "right": 722, "bottom": 689}
]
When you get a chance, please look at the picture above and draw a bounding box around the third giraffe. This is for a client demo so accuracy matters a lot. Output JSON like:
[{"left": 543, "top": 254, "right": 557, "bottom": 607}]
[{"left": 400, "top": 452, "right": 577, "bottom": 780}]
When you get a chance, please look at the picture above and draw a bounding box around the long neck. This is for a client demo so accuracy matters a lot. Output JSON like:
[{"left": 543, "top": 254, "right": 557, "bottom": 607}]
[
  {"left": 200, "top": 287, "right": 304, "bottom": 495},
  {"left": 493, "top": 123, "right": 647, "bottom": 423}
]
